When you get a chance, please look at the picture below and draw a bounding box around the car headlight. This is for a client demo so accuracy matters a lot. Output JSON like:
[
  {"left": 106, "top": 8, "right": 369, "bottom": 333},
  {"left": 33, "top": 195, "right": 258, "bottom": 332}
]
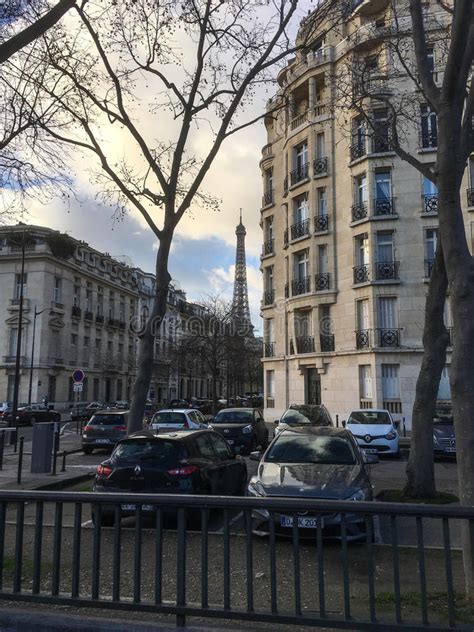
[
  {"left": 348, "top": 489, "right": 366, "bottom": 501},
  {"left": 385, "top": 430, "right": 397, "bottom": 440},
  {"left": 433, "top": 434, "right": 439, "bottom": 445},
  {"left": 242, "top": 424, "right": 253, "bottom": 435},
  {"left": 247, "top": 479, "right": 266, "bottom": 497}
]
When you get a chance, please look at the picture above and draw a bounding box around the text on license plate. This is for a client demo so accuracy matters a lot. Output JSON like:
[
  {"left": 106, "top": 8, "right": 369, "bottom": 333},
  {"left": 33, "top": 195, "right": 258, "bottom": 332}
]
[
  {"left": 363, "top": 448, "right": 378, "bottom": 454},
  {"left": 121, "top": 503, "right": 154, "bottom": 512},
  {"left": 96, "top": 439, "right": 110, "bottom": 443},
  {"left": 445, "top": 447, "right": 456, "bottom": 452},
  {"left": 280, "top": 515, "right": 323, "bottom": 529}
]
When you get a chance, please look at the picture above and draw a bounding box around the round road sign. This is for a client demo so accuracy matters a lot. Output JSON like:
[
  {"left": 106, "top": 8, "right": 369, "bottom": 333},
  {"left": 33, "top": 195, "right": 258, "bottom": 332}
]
[{"left": 72, "top": 369, "right": 85, "bottom": 383}]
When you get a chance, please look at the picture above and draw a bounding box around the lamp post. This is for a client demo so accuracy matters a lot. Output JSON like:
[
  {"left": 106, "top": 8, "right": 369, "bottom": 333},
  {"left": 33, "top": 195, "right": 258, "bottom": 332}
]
[
  {"left": 11, "top": 230, "right": 26, "bottom": 449},
  {"left": 28, "top": 306, "right": 50, "bottom": 406}
]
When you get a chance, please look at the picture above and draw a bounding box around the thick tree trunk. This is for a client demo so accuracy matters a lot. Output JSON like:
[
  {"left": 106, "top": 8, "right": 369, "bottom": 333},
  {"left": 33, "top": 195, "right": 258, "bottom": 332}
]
[
  {"left": 404, "top": 245, "right": 449, "bottom": 498},
  {"left": 128, "top": 233, "right": 172, "bottom": 433}
]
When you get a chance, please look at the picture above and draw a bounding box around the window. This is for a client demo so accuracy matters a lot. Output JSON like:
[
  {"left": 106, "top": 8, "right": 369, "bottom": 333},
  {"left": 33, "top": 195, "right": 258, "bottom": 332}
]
[
  {"left": 119, "top": 295, "right": 125, "bottom": 322},
  {"left": 317, "top": 187, "right": 327, "bottom": 217},
  {"left": 9, "top": 327, "right": 18, "bottom": 355},
  {"left": 14, "top": 273, "right": 27, "bottom": 300},
  {"left": 351, "top": 117, "right": 366, "bottom": 158},
  {"left": 373, "top": 109, "right": 390, "bottom": 152},
  {"left": 294, "top": 250, "right": 309, "bottom": 280},
  {"left": 382, "top": 364, "right": 400, "bottom": 400},
  {"left": 318, "top": 244, "right": 328, "bottom": 274},
  {"left": 97, "top": 286, "right": 103, "bottom": 316},
  {"left": 73, "top": 281, "right": 80, "bottom": 307},
  {"left": 375, "top": 171, "right": 391, "bottom": 201},
  {"left": 355, "top": 174, "right": 367, "bottom": 205},
  {"left": 264, "top": 318, "right": 274, "bottom": 344},
  {"left": 354, "top": 233, "right": 369, "bottom": 266},
  {"left": 423, "top": 176, "right": 437, "bottom": 197},
  {"left": 378, "top": 296, "right": 398, "bottom": 329},
  {"left": 84, "top": 335, "right": 90, "bottom": 348},
  {"left": 266, "top": 370, "right": 275, "bottom": 399},
  {"left": 293, "top": 194, "right": 309, "bottom": 224},
  {"left": 426, "top": 46, "right": 435, "bottom": 74},
  {"left": 195, "top": 434, "right": 215, "bottom": 459},
  {"left": 356, "top": 299, "right": 370, "bottom": 331},
  {"left": 469, "top": 156, "right": 474, "bottom": 188},
  {"left": 420, "top": 104, "right": 438, "bottom": 148},
  {"left": 359, "top": 365, "right": 372, "bottom": 399},
  {"left": 209, "top": 434, "right": 232, "bottom": 460},
  {"left": 71, "top": 333, "right": 78, "bottom": 346},
  {"left": 316, "top": 132, "right": 325, "bottom": 158},
  {"left": 376, "top": 231, "right": 394, "bottom": 262},
  {"left": 265, "top": 167, "right": 273, "bottom": 193},
  {"left": 437, "top": 366, "right": 451, "bottom": 400},
  {"left": 424, "top": 228, "right": 438, "bottom": 262},
  {"left": 53, "top": 277, "right": 62, "bottom": 303},
  {"left": 295, "top": 142, "right": 308, "bottom": 170},
  {"left": 264, "top": 266, "right": 274, "bottom": 291},
  {"left": 264, "top": 216, "right": 274, "bottom": 242},
  {"left": 86, "top": 282, "right": 92, "bottom": 311},
  {"left": 295, "top": 310, "right": 311, "bottom": 339},
  {"left": 109, "top": 291, "right": 115, "bottom": 319}
]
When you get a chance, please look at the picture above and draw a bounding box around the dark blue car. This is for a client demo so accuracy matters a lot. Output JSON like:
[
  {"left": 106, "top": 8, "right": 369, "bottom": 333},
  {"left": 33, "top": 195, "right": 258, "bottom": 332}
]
[{"left": 433, "top": 405, "right": 456, "bottom": 458}]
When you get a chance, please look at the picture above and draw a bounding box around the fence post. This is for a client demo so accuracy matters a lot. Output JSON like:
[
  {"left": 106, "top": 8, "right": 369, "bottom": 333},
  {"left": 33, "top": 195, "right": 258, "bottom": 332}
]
[
  {"left": 52, "top": 429, "right": 59, "bottom": 476},
  {"left": 336, "top": 414, "right": 339, "bottom": 428},
  {"left": 402, "top": 417, "right": 406, "bottom": 437},
  {"left": 0, "top": 432, "right": 4, "bottom": 471},
  {"left": 61, "top": 451, "right": 67, "bottom": 472},
  {"left": 17, "top": 436, "right": 24, "bottom": 485}
]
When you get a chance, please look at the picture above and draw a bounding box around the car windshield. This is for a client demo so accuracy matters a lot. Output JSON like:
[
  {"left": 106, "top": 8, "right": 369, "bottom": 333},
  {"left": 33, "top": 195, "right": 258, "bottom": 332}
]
[
  {"left": 152, "top": 412, "right": 187, "bottom": 424},
  {"left": 281, "top": 406, "right": 330, "bottom": 426},
  {"left": 89, "top": 414, "right": 126, "bottom": 426},
  {"left": 213, "top": 411, "right": 253, "bottom": 424},
  {"left": 112, "top": 440, "right": 185, "bottom": 466},
  {"left": 348, "top": 411, "right": 391, "bottom": 425},
  {"left": 265, "top": 434, "right": 356, "bottom": 465},
  {"left": 434, "top": 404, "right": 453, "bottom": 424}
]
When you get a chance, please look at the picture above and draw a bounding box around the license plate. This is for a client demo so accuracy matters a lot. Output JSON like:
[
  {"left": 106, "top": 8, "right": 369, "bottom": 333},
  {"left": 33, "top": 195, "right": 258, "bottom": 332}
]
[
  {"left": 445, "top": 447, "right": 456, "bottom": 453},
  {"left": 364, "top": 448, "right": 378, "bottom": 454},
  {"left": 280, "top": 515, "right": 323, "bottom": 529},
  {"left": 121, "top": 503, "right": 154, "bottom": 512},
  {"left": 96, "top": 439, "right": 110, "bottom": 444}
]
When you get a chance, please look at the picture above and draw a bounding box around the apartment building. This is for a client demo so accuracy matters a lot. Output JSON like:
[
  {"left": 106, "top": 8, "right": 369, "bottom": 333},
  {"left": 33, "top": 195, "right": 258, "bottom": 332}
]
[
  {"left": 0, "top": 224, "right": 214, "bottom": 407},
  {"left": 260, "top": 0, "right": 469, "bottom": 427}
]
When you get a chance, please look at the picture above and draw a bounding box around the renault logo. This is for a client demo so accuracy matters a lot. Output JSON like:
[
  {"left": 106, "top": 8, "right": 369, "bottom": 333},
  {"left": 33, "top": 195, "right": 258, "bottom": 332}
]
[
  {"left": 224, "top": 429, "right": 229, "bottom": 434},
  {"left": 134, "top": 465, "right": 141, "bottom": 476},
  {"left": 364, "top": 435, "right": 372, "bottom": 443}
]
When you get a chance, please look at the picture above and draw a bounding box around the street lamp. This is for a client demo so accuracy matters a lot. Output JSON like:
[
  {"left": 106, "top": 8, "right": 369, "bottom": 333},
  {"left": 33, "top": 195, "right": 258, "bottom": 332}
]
[
  {"left": 28, "top": 306, "right": 51, "bottom": 405},
  {"left": 10, "top": 230, "right": 26, "bottom": 449}
]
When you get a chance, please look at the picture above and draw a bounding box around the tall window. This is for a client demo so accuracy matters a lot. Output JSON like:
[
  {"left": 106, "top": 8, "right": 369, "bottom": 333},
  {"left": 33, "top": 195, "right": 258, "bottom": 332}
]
[
  {"left": 378, "top": 297, "right": 398, "bottom": 329},
  {"left": 264, "top": 266, "right": 274, "bottom": 290},
  {"left": 317, "top": 187, "right": 327, "bottom": 217},
  {"left": 97, "top": 286, "right": 103, "bottom": 316},
  {"left": 265, "top": 167, "right": 273, "bottom": 193},
  {"left": 373, "top": 109, "right": 390, "bottom": 152},
  {"left": 424, "top": 228, "right": 438, "bottom": 262},
  {"left": 119, "top": 295, "right": 125, "bottom": 322},
  {"left": 266, "top": 370, "right": 275, "bottom": 401},
  {"left": 264, "top": 318, "right": 274, "bottom": 344},
  {"left": 359, "top": 365, "right": 372, "bottom": 400},
  {"left": 318, "top": 244, "right": 328, "bottom": 274},
  {"left": 354, "top": 233, "right": 369, "bottom": 266},
  {"left": 376, "top": 231, "right": 394, "bottom": 262},
  {"left": 14, "top": 273, "right": 27, "bottom": 300},
  {"left": 426, "top": 46, "right": 435, "bottom": 74},
  {"left": 73, "top": 279, "right": 81, "bottom": 307},
  {"left": 382, "top": 364, "right": 400, "bottom": 400},
  {"left": 264, "top": 216, "right": 274, "bottom": 242},
  {"left": 355, "top": 174, "right": 368, "bottom": 205},
  {"left": 108, "top": 291, "right": 115, "bottom": 319},
  {"left": 85, "top": 282, "right": 92, "bottom": 311},
  {"left": 293, "top": 194, "right": 309, "bottom": 224},
  {"left": 9, "top": 327, "right": 18, "bottom": 355},
  {"left": 420, "top": 104, "right": 438, "bottom": 148},
  {"left": 295, "top": 142, "right": 308, "bottom": 170},
  {"left": 356, "top": 299, "right": 370, "bottom": 331},
  {"left": 294, "top": 250, "right": 309, "bottom": 280},
  {"left": 53, "top": 277, "right": 62, "bottom": 303},
  {"left": 375, "top": 171, "right": 391, "bottom": 201},
  {"left": 316, "top": 132, "right": 325, "bottom": 158},
  {"left": 295, "top": 310, "right": 311, "bottom": 339}
]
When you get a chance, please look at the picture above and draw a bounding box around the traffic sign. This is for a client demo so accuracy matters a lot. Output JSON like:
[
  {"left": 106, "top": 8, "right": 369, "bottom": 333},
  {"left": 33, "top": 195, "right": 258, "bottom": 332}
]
[
  {"left": 73, "top": 383, "right": 83, "bottom": 393},
  {"left": 72, "top": 369, "right": 85, "bottom": 383}
]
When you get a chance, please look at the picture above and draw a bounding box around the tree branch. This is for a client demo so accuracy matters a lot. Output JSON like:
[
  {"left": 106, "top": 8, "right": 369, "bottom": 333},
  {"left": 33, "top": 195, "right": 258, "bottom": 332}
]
[{"left": 409, "top": 0, "right": 440, "bottom": 108}]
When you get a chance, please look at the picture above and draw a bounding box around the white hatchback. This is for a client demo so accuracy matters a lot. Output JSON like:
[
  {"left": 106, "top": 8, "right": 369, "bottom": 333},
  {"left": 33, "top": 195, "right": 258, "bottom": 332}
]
[
  {"left": 344, "top": 409, "right": 399, "bottom": 456},
  {"left": 150, "top": 408, "right": 210, "bottom": 432}
]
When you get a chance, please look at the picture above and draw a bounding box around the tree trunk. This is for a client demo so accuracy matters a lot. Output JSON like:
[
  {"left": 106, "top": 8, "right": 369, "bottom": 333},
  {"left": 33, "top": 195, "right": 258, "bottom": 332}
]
[
  {"left": 404, "top": 245, "right": 449, "bottom": 498},
  {"left": 128, "top": 233, "right": 172, "bottom": 433}
]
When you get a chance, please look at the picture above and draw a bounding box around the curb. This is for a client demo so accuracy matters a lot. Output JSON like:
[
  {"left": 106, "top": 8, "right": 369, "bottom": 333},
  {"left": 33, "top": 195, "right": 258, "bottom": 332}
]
[{"left": 34, "top": 471, "right": 94, "bottom": 491}]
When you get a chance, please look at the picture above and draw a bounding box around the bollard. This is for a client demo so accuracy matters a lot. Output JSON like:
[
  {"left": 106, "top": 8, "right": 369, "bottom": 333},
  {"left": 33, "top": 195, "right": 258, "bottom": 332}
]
[
  {"left": 402, "top": 416, "right": 406, "bottom": 437},
  {"left": 76, "top": 418, "right": 79, "bottom": 434},
  {"left": 61, "top": 451, "right": 67, "bottom": 472},
  {"left": 17, "top": 435, "right": 24, "bottom": 485},
  {"left": 52, "top": 430, "right": 59, "bottom": 476},
  {"left": 336, "top": 414, "right": 339, "bottom": 428},
  {"left": 0, "top": 432, "right": 4, "bottom": 470}
]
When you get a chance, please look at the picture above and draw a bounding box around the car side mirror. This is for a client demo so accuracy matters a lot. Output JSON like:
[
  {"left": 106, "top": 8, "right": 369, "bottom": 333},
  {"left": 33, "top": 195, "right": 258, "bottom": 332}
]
[
  {"left": 342, "top": 420, "right": 346, "bottom": 427},
  {"left": 249, "top": 451, "right": 261, "bottom": 461},
  {"left": 364, "top": 453, "right": 379, "bottom": 465}
]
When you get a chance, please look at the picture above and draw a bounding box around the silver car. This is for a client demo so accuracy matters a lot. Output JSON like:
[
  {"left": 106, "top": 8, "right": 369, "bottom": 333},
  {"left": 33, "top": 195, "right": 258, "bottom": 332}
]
[{"left": 150, "top": 408, "right": 210, "bottom": 432}]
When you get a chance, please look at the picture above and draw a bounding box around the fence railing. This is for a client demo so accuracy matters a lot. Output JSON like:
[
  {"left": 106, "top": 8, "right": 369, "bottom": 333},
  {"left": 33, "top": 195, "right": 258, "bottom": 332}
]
[{"left": 0, "top": 490, "right": 472, "bottom": 630}]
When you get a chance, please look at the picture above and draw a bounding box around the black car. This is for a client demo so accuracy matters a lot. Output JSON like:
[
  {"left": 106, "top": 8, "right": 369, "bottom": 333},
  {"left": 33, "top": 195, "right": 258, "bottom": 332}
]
[
  {"left": 274, "top": 404, "right": 333, "bottom": 437},
  {"left": 433, "top": 405, "right": 456, "bottom": 458},
  {"left": 70, "top": 401, "right": 103, "bottom": 422},
  {"left": 2, "top": 404, "right": 60, "bottom": 425},
  {"left": 93, "top": 429, "right": 247, "bottom": 525},
  {"left": 211, "top": 408, "right": 269, "bottom": 455},
  {"left": 82, "top": 410, "right": 129, "bottom": 453},
  {"left": 247, "top": 427, "right": 377, "bottom": 540}
]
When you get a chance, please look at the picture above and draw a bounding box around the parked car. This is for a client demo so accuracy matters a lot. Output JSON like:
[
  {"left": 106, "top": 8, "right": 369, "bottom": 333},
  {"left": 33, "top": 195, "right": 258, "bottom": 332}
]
[
  {"left": 150, "top": 408, "right": 210, "bottom": 432},
  {"left": 92, "top": 429, "right": 248, "bottom": 525},
  {"left": 0, "top": 402, "right": 11, "bottom": 414},
  {"left": 247, "top": 427, "right": 377, "bottom": 540},
  {"left": 168, "top": 399, "right": 191, "bottom": 409},
  {"left": 2, "top": 404, "right": 60, "bottom": 426},
  {"left": 70, "top": 401, "right": 103, "bottom": 422},
  {"left": 344, "top": 408, "right": 400, "bottom": 457},
  {"left": 274, "top": 404, "right": 333, "bottom": 437},
  {"left": 82, "top": 410, "right": 129, "bottom": 453},
  {"left": 210, "top": 407, "right": 268, "bottom": 455},
  {"left": 433, "top": 404, "right": 456, "bottom": 458}
]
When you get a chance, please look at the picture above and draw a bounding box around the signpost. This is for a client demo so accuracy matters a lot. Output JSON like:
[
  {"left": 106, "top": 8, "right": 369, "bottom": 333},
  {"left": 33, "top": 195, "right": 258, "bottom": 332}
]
[{"left": 72, "top": 369, "right": 85, "bottom": 434}]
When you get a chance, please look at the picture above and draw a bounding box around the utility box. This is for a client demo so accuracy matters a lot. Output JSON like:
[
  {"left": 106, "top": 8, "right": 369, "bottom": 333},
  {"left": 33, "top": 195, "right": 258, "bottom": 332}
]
[{"left": 31, "top": 422, "right": 54, "bottom": 473}]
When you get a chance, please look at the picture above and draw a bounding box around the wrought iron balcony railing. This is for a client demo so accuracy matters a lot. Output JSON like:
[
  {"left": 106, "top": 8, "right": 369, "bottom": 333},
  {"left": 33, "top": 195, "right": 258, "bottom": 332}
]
[
  {"left": 96, "top": 314, "right": 104, "bottom": 324},
  {"left": 291, "top": 276, "right": 311, "bottom": 296},
  {"left": 350, "top": 139, "right": 366, "bottom": 161},
  {"left": 107, "top": 317, "right": 119, "bottom": 327},
  {"left": 315, "top": 272, "right": 330, "bottom": 291},
  {"left": 313, "top": 157, "right": 328, "bottom": 176},
  {"left": 262, "top": 189, "right": 274, "bottom": 207},
  {"left": 353, "top": 264, "right": 370, "bottom": 284},
  {"left": 372, "top": 136, "right": 392, "bottom": 153},
  {"left": 296, "top": 336, "right": 315, "bottom": 354},
  {"left": 377, "top": 328, "right": 401, "bottom": 347},
  {"left": 71, "top": 305, "right": 82, "bottom": 318},
  {"left": 84, "top": 310, "right": 93, "bottom": 321},
  {"left": 420, "top": 131, "right": 438, "bottom": 149},
  {"left": 262, "top": 238, "right": 274, "bottom": 256},
  {"left": 289, "top": 162, "right": 309, "bottom": 186},
  {"left": 290, "top": 218, "right": 310, "bottom": 240},
  {"left": 467, "top": 188, "right": 474, "bottom": 207},
  {"left": 320, "top": 334, "right": 335, "bottom": 352},
  {"left": 355, "top": 329, "right": 371, "bottom": 349},
  {"left": 263, "top": 289, "right": 275, "bottom": 306},
  {"left": 375, "top": 260, "right": 399, "bottom": 281},
  {"left": 374, "top": 197, "right": 395, "bottom": 216},
  {"left": 264, "top": 342, "right": 274, "bottom": 357},
  {"left": 351, "top": 201, "right": 368, "bottom": 222},
  {"left": 422, "top": 193, "right": 438, "bottom": 214},
  {"left": 425, "top": 258, "right": 435, "bottom": 278},
  {"left": 2, "top": 355, "right": 26, "bottom": 364},
  {"left": 314, "top": 214, "right": 329, "bottom": 232}
]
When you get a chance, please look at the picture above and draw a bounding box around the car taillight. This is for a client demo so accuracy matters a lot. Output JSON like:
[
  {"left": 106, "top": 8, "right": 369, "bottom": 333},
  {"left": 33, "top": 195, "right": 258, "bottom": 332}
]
[
  {"left": 83, "top": 425, "right": 92, "bottom": 432},
  {"left": 112, "top": 425, "right": 127, "bottom": 431},
  {"left": 96, "top": 464, "right": 113, "bottom": 479},
  {"left": 167, "top": 465, "right": 199, "bottom": 477}
]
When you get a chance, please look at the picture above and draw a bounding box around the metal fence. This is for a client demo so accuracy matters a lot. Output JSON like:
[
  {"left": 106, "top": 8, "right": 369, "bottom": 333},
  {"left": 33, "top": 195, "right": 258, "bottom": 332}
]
[{"left": 0, "top": 490, "right": 472, "bottom": 630}]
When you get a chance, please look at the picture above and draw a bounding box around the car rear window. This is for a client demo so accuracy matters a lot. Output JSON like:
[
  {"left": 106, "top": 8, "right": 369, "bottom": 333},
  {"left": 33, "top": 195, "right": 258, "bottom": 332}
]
[
  {"left": 265, "top": 434, "right": 356, "bottom": 465},
  {"left": 112, "top": 440, "right": 186, "bottom": 466},
  {"left": 213, "top": 411, "right": 253, "bottom": 423},
  {"left": 152, "top": 412, "right": 186, "bottom": 424},
  {"left": 281, "top": 406, "right": 331, "bottom": 426},
  {"left": 89, "top": 414, "right": 127, "bottom": 426}
]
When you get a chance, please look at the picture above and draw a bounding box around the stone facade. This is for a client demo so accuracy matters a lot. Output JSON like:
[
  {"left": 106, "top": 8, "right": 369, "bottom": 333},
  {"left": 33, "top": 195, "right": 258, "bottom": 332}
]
[{"left": 260, "top": 1, "right": 467, "bottom": 427}]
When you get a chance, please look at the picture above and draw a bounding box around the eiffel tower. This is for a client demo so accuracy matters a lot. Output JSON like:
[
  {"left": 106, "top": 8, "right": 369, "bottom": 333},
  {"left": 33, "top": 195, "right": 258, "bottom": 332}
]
[{"left": 231, "top": 210, "right": 253, "bottom": 336}]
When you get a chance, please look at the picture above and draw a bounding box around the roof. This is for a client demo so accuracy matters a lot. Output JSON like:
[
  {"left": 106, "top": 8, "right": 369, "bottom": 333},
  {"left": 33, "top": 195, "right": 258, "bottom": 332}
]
[
  {"left": 349, "top": 409, "right": 390, "bottom": 414},
  {"left": 126, "top": 429, "right": 209, "bottom": 441},
  {"left": 217, "top": 407, "right": 255, "bottom": 413},
  {"left": 93, "top": 409, "right": 129, "bottom": 415},
  {"left": 279, "top": 426, "right": 352, "bottom": 438},
  {"left": 154, "top": 408, "right": 200, "bottom": 414}
]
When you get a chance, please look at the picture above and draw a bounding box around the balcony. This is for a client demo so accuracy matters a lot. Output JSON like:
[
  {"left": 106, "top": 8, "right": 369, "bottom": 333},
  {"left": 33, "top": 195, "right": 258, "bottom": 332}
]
[
  {"left": 262, "top": 189, "right": 274, "bottom": 207},
  {"left": 355, "top": 329, "right": 371, "bottom": 350},
  {"left": 289, "top": 163, "right": 309, "bottom": 186},
  {"left": 425, "top": 258, "right": 435, "bottom": 278},
  {"left": 48, "top": 357, "right": 65, "bottom": 366},
  {"left": 315, "top": 273, "right": 330, "bottom": 291},
  {"left": 290, "top": 111, "right": 309, "bottom": 131},
  {"left": 290, "top": 218, "right": 310, "bottom": 241},
  {"left": 118, "top": 320, "right": 126, "bottom": 331},
  {"left": 374, "top": 261, "right": 399, "bottom": 281},
  {"left": 296, "top": 336, "right": 315, "bottom": 354},
  {"left": 264, "top": 342, "right": 275, "bottom": 358},
  {"left": 374, "top": 197, "right": 395, "bottom": 217},
  {"left": 320, "top": 334, "right": 335, "bottom": 352},
  {"left": 263, "top": 289, "right": 275, "bottom": 306},
  {"left": 350, "top": 139, "right": 366, "bottom": 161},
  {"left": 261, "top": 143, "right": 273, "bottom": 158},
  {"left": 9, "top": 298, "right": 30, "bottom": 310},
  {"left": 377, "top": 328, "right": 401, "bottom": 348},
  {"left": 84, "top": 310, "right": 94, "bottom": 322},
  {"left": 307, "top": 45, "right": 334, "bottom": 67},
  {"left": 71, "top": 305, "right": 82, "bottom": 319},
  {"left": 313, "top": 157, "right": 328, "bottom": 176},
  {"left": 262, "top": 238, "right": 274, "bottom": 256},
  {"left": 2, "top": 355, "right": 26, "bottom": 364},
  {"left": 50, "top": 301, "right": 64, "bottom": 311},
  {"left": 291, "top": 276, "right": 311, "bottom": 296},
  {"left": 314, "top": 214, "right": 329, "bottom": 232},
  {"left": 353, "top": 264, "right": 370, "bottom": 284},
  {"left": 96, "top": 314, "right": 104, "bottom": 324},
  {"left": 468, "top": 188, "right": 474, "bottom": 207},
  {"left": 351, "top": 201, "right": 368, "bottom": 222},
  {"left": 372, "top": 136, "right": 392, "bottom": 153},
  {"left": 107, "top": 317, "right": 119, "bottom": 328},
  {"left": 422, "top": 194, "right": 438, "bottom": 214},
  {"left": 420, "top": 131, "right": 438, "bottom": 150}
]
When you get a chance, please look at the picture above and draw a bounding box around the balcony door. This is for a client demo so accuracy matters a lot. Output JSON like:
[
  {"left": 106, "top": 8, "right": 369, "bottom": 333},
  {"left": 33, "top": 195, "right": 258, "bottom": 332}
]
[
  {"left": 295, "top": 142, "right": 308, "bottom": 171},
  {"left": 294, "top": 250, "right": 309, "bottom": 281},
  {"left": 305, "top": 368, "right": 321, "bottom": 405},
  {"left": 378, "top": 297, "right": 398, "bottom": 330},
  {"left": 355, "top": 175, "right": 367, "bottom": 205},
  {"left": 375, "top": 171, "right": 391, "bottom": 201},
  {"left": 355, "top": 234, "right": 369, "bottom": 266},
  {"left": 294, "top": 195, "right": 309, "bottom": 224},
  {"left": 376, "top": 231, "right": 394, "bottom": 263},
  {"left": 356, "top": 299, "right": 370, "bottom": 331},
  {"left": 425, "top": 228, "right": 438, "bottom": 261}
]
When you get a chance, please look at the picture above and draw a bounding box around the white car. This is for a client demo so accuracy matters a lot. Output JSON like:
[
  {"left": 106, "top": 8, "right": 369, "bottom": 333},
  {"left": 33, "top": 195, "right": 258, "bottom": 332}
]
[
  {"left": 344, "top": 408, "right": 399, "bottom": 456},
  {"left": 150, "top": 408, "right": 210, "bottom": 432}
]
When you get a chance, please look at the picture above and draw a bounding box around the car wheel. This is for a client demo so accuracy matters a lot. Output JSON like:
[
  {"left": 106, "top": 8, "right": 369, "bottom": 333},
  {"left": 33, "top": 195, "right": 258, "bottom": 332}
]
[{"left": 83, "top": 446, "right": 93, "bottom": 454}]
